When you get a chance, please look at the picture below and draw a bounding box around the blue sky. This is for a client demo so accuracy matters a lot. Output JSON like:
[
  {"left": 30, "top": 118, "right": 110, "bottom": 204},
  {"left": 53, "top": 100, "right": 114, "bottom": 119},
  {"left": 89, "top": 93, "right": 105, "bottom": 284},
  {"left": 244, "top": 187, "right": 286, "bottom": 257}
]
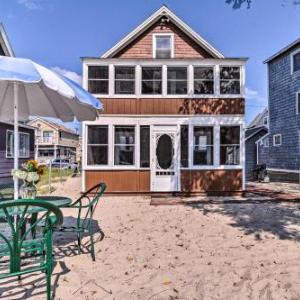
[{"left": 1, "top": 0, "right": 300, "bottom": 129}]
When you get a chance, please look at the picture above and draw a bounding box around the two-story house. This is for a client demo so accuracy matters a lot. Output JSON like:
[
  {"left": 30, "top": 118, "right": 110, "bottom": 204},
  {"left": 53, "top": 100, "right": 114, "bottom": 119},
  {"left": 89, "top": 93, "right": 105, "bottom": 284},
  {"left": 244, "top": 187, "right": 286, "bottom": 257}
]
[
  {"left": 256, "top": 39, "right": 300, "bottom": 181},
  {"left": 81, "top": 6, "right": 246, "bottom": 194},
  {"left": 27, "top": 118, "right": 80, "bottom": 163},
  {"left": 0, "top": 23, "right": 35, "bottom": 184}
]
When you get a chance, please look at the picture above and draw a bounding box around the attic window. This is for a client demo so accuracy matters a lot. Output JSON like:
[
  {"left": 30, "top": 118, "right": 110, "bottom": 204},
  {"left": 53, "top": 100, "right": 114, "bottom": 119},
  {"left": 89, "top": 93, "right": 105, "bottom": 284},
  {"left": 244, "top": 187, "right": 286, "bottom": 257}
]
[
  {"left": 153, "top": 34, "right": 173, "bottom": 59},
  {"left": 292, "top": 50, "right": 300, "bottom": 73}
]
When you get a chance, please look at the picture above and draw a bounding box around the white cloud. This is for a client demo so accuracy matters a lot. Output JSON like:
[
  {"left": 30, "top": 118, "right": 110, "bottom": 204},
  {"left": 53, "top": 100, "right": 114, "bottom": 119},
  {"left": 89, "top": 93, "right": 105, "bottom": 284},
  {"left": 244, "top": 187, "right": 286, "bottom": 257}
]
[
  {"left": 18, "top": 0, "right": 41, "bottom": 10},
  {"left": 51, "top": 67, "right": 82, "bottom": 85},
  {"left": 245, "top": 87, "right": 267, "bottom": 104}
]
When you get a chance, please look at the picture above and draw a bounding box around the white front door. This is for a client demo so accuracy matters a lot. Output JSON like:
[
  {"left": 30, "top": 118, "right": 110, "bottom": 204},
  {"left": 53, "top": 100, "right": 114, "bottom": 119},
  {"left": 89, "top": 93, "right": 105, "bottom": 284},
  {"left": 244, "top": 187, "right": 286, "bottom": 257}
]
[{"left": 151, "top": 125, "right": 180, "bottom": 192}]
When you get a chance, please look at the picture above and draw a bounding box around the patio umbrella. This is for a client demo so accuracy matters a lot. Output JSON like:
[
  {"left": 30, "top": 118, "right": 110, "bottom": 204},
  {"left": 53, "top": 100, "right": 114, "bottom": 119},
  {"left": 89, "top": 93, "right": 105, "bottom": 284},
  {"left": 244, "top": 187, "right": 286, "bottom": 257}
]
[{"left": 0, "top": 56, "right": 101, "bottom": 198}]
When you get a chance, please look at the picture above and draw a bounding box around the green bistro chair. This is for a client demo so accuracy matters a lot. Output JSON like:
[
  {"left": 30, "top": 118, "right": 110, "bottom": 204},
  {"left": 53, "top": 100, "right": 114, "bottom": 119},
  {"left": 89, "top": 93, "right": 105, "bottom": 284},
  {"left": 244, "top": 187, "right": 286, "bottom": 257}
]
[
  {"left": 0, "top": 199, "right": 63, "bottom": 300},
  {"left": 54, "top": 182, "right": 106, "bottom": 261}
]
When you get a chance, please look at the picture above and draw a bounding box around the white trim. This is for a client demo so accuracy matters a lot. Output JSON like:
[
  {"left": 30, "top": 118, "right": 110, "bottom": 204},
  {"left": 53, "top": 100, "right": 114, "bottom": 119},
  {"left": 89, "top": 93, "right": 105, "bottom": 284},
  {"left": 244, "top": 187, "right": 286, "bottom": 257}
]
[
  {"left": 255, "top": 132, "right": 269, "bottom": 144},
  {"left": 152, "top": 33, "right": 174, "bottom": 59},
  {"left": 101, "top": 6, "right": 224, "bottom": 59},
  {"left": 273, "top": 134, "right": 282, "bottom": 146},
  {"left": 296, "top": 92, "right": 300, "bottom": 115},
  {"left": 291, "top": 48, "right": 300, "bottom": 74},
  {"left": 0, "top": 23, "right": 15, "bottom": 57},
  {"left": 267, "top": 168, "right": 300, "bottom": 174}
]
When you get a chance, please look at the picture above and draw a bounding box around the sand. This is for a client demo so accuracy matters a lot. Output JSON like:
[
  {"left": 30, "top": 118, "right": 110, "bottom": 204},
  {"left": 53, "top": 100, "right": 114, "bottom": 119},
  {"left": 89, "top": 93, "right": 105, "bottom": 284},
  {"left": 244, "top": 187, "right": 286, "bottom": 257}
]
[{"left": 1, "top": 177, "right": 300, "bottom": 299}]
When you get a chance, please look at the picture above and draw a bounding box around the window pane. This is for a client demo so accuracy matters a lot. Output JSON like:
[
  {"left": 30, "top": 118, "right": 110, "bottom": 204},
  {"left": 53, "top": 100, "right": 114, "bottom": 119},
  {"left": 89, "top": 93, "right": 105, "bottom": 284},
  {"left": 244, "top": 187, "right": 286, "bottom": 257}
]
[
  {"left": 140, "top": 126, "right": 150, "bottom": 168},
  {"left": 193, "top": 127, "right": 213, "bottom": 165},
  {"left": 115, "top": 126, "right": 135, "bottom": 144},
  {"left": 194, "top": 67, "right": 214, "bottom": 80},
  {"left": 220, "top": 80, "right": 240, "bottom": 95},
  {"left": 156, "top": 36, "right": 171, "bottom": 59},
  {"left": 142, "top": 81, "right": 162, "bottom": 94},
  {"left": 115, "top": 66, "right": 135, "bottom": 79},
  {"left": 142, "top": 67, "right": 162, "bottom": 80},
  {"left": 88, "top": 126, "right": 108, "bottom": 144},
  {"left": 142, "top": 67, "right": 162, "bottom": 94},
  {"left": 220, "top": 67, "right": 240, "bottom": 79},
  {"left": 168, "top": 67, "right": 187, "bottom": 80},
  {"left": 87, "top": 146, "right": 108, "bottom": 165},
  {"left": 88, "top": 66, "right": 108, "bottom": 79},
  {"left": 194, "top": 146, "right": 213, "bottom": 165},
  {"left": 88, "top": 80, "right": 108, "bottom": 94},
  {"left": 220, "top": 146, "right": 240, "bottom": 165},
  {"left": 115, "top": 81, "right": 135, "bottom": 94},
  {"left": 194, "top": 80, "right": 214, "bottom": 94},
  {"left": 293, "top": 52, "right": 300, "bottom": 73},
  {"left": 180, "top": 125, "right": 189, "bottom": 168},
  {"left": 220, "top": 126, "right": 240, "bottom": 145},
  {"left": 114, "top": 146, "right": 134, "bottom": 165},
  {"left": 167, "top": 67, "right": 187, "bottom": 94}
]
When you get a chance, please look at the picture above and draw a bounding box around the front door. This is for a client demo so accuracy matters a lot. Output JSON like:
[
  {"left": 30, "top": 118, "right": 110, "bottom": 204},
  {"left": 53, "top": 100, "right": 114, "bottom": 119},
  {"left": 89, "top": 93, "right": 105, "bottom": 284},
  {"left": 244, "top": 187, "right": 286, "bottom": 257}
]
[{"left": 151, "top": 125, "right": 180, "bottom": 192}]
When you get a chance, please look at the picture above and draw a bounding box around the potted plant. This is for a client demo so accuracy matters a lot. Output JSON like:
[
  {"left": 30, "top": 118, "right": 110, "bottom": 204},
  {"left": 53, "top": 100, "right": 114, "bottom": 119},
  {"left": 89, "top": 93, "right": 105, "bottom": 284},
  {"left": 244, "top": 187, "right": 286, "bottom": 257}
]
[{"left": 12, "top": 160, "right": 45, "bottom": 199}]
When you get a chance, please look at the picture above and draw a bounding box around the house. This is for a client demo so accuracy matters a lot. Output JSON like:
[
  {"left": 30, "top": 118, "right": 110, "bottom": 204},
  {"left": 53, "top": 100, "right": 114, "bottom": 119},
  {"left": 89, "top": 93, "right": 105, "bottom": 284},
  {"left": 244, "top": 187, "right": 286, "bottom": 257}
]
[
  {"left": 81, "top": 6, "right": 246, "bottom": 194},
  {"left": 245, "top": 108, "right": 268, "bottom": 180},
  {"left": 27, "top": 118, "right": 80, "bottom": 163},
  {"left": 256, "top": 39, "right": 300, "bottom": 182},
  {"left": 0, "top": 23, "right": 35, "bottom": 184}
]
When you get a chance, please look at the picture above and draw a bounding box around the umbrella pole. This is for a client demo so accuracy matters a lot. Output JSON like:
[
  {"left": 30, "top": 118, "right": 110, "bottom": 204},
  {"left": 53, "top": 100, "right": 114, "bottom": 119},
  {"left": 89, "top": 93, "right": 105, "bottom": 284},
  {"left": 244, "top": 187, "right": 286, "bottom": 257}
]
[{"left": 13, "top": 82, "right": 19, "bottom": 199}]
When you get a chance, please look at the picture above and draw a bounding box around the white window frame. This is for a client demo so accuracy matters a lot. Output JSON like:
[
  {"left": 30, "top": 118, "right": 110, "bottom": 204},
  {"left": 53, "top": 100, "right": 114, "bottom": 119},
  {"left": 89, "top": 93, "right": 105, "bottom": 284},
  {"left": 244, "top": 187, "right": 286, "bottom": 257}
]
[
  {"left": 6, "top": 130, "right": 30, "bottom": 159},
  {"left": 291, "top": 48, "right": 300, "bottom": 74},
  {"left": 152, "top": 33, "right": 174, "bottom": 59},
  {"left": 193, "top": 65, "right": 216, "bottom": 96},
  {"left": 140, "top": 65, "right": 163, "bottom": 95},
  {"left": 114, "top": 65, "right": 136, "bottom": 96},
  {"left": 166, "top": 65, "right": 189, "bottom": 96},
  {"left": 273, "top": 134, "right": 282, "bottom": 147},
  {"left": 87, "top": 65, "right": 109, "bottom": 95},
  {"left": 263, "top": 116, "right": 268, "bottom": 126},
  {"left": 296, "top": 92, "right": 300, "bottom": 115},
  {"left": 219, "top": 65, "right": 242, "bottom": 97}
]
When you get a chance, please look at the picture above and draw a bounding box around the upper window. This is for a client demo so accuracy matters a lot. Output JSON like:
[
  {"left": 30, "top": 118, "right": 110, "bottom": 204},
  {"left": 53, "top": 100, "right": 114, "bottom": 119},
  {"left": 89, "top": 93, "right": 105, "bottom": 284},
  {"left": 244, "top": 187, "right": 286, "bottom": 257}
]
[
  {"left": 193, "top": 127, "right": 214, "bottom": 165},
  {"left": 273, "top": 134, "right": 282, "bottom": 146},
  {"left": 154, "top": 35, "right": 173, "bottom": 59},
  {"left": 115, "top": 66, "right": 135, "bottom": 94},
  {"left": 87, "top": 126, "right": 108, "bottom": 165},
  {"left": 296, "top": 92, "right": 300, "bottom": 115},
  {"left": 167, "top": 67, "right": 188, "bottom": 95},
  {"left": 6, "top": 131, "right": 30, "bottom": 158},
  {"left": 114, "top": 126, "right": 135, "bottom": 166},
  {"left": 88, "top": 66, "right": 109, "bottom": 94},
  {"left": 220, "top": 67, "right": 241, "bottom": 95},
  {"left": 194, "top": 67, "right": 214, "bottom": 94},
  {"left": 292, "top": 50, "right": 300, "bottom": 73},
  {"left": 43, "top": 131, "right": 53, "bottom": 143},
  {"left": 142, "top": 67, "right": 162, "bottom": 94},
  {"left": 220, "top": 126, "right": 240, "bottom": 165},
  {"left": 263, "top": 116, "right": 268, "bottom": 126}
]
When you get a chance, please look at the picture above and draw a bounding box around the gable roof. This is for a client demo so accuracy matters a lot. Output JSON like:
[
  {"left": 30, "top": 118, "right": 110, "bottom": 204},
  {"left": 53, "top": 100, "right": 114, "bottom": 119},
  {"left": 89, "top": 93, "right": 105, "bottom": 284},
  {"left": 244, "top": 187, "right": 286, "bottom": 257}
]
[
  {"left": 245, "top": 126, "right": 268, "bottom": 141},
  {"left": 0, "top": 23, "right": 15, "bottom": 57},
  {"left": 264, "top": 38, "right": 300, "bottom": 64},
  {"left": 101, "top": 5, "right": 224, "bottom": 59},
  {"left": 247, "top": 108, "right": 268, "bottom": 129}
]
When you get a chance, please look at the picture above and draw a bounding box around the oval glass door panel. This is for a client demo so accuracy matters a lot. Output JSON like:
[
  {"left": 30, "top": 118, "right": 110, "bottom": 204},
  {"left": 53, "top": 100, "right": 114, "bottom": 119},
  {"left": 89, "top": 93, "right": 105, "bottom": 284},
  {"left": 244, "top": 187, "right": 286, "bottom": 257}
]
[{"left": 156, "top": 134, "right": 173, "bottom": 169}]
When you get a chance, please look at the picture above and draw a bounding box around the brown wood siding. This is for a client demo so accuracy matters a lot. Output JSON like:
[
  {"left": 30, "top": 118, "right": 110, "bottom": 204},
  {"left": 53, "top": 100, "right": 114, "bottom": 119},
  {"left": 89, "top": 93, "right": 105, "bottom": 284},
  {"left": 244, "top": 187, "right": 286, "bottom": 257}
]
[
  {"left": 114, "top": 20, "right": 213, "bottom": 59},
  {"left": 85, "top": 170, "right": 150, "bottom": 193},
  {"left": 100, "top": 98, "right": 244, "bottom": 115},
  {"left": 181, "top": 170, "right": 243, "bottom": 192}
]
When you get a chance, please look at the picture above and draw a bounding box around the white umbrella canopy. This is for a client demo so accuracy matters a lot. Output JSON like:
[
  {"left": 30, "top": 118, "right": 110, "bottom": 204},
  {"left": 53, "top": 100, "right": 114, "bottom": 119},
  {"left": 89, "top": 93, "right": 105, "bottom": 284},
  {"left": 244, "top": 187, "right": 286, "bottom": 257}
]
[{"left": 0, "top": 56, "right": 101, "bottom": 198}]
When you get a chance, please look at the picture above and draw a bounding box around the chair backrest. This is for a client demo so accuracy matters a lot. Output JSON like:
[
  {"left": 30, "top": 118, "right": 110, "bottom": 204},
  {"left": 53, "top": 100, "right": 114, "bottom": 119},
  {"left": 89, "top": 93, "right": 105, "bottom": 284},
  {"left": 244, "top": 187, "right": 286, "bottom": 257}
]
[{"left": 0, "top": 199, "right": 63, "bottom": 275}]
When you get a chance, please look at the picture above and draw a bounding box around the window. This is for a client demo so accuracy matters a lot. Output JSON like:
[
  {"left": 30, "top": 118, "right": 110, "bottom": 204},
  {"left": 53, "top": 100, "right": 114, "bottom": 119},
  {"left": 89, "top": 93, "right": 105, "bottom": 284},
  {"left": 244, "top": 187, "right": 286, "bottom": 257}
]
[
  {"left": 43, "top": 131, "right": 53, "bottom": 143},
  {"left": 154, "top": 35, "right": 173, "bottom": 58},
  {"left": 273, "top": 134, "right": 282, "bottom": 146},
  {"left": 220, "top": 126, "right": 240, "bottom": 165},
  {"left": 194, "top": 67, "right": 214, "bottom": 94},
  {"left": 220, "top": 67, "right": 241, "bottom": 95},
  {"left": 167, "top": 67, "right": 187, "bottom": 95},
  {"left": 263, "top": 116, "right": 268, "bottom": 126},
  {"left": 6, "top": 131, "right": 30, "bottom": 158},
  {"left": 180, "top": 125, "right": 189, "bottom": 168},
  {"left": 193, "top": 127, "right": 214, "bottom": 165},
  {"left": 87, "top": 126, "right": 108, "bottom": 165},
  {"left": 263, "top": 137, "right": 269, "bottom": 147},
  {"left": 115, "top": 66, "right": 135, "bottom": 94},
  {"left": 88, "top": 66, "right": 109, "bottom": 94},
  {"left": 296, "top": 92, "right": 300, "bottom": 115},
  {"left": 141, "top": 67, "right": 162, "bottom": 94},
  {"left": 114, "top": 126, "right": 135, "bottom": 165},
  {"left": 38, "top": 149, "right": 54, "bottom": 157},
  {"left": 140, "top": 126, "right": 150, "bottom": 168},
  {"left": 292, "top": 50, "right": 300, "bottom": 73}
]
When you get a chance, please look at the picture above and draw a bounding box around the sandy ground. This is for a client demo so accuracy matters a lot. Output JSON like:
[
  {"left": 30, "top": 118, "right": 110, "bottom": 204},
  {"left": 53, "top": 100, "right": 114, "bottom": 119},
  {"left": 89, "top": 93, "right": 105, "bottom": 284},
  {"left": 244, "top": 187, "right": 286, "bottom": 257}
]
[{"left": 1, "top": 178, "right": 300, "bottom": 299}]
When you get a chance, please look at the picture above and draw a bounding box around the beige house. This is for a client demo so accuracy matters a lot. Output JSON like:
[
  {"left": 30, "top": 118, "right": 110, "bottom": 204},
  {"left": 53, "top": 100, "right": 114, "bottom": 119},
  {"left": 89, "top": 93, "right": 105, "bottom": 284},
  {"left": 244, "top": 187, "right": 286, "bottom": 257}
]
[{"left": 27, "top": 118, "right": 80, "bottom": 163}]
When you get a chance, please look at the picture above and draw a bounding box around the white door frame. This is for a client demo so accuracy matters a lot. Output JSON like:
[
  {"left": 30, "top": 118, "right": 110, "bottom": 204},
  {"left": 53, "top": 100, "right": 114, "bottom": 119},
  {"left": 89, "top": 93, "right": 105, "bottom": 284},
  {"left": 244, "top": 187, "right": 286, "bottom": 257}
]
[{"left": 150, "top": 125, "right": 180, "bottom": 192}]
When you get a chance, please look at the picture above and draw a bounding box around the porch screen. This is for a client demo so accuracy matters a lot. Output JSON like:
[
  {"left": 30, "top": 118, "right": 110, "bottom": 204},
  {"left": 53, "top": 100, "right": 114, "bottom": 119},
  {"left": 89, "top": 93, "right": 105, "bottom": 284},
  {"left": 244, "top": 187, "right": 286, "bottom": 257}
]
[
  {"left": 114, "top": 126, "right": 135, "bottom": 166},
  {"left": 220, "top": 126, "right": 240, "bottom": 165},
  {"left": 220, "top": 67, "right": 241, "bottom": 95},
  {"left": 194, "top": 67, "right": 214, "bottom": 94},
  {"left": 141, "top": 67, "right": 162, "bottom": 94},
  {"left": 87, "top": 125, "right": 108, "bottom": 165},
  {"left": 140, "top": 126, "right": 150, "bottom": 168},
  {"left": 193, "top": 127, "right": 213, "bottom": 165}
]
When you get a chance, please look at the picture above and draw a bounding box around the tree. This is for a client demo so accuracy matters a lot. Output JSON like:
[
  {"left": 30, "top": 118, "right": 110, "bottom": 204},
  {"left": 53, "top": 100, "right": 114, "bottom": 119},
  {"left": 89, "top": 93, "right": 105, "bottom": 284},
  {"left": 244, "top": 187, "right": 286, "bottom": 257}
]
[{"left": 226, "top": 0, "right": 300, "bottom": 9}]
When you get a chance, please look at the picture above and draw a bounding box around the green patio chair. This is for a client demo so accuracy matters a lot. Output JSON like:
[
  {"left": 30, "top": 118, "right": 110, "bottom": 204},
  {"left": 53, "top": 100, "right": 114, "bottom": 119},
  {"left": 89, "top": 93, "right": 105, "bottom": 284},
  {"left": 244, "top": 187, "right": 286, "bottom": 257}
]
[
  {"left": 54, "top": 182, "right": 106, "bottom": 261},
  {"left": 0, "top": 199, "right": 63, "bottom": 300}
]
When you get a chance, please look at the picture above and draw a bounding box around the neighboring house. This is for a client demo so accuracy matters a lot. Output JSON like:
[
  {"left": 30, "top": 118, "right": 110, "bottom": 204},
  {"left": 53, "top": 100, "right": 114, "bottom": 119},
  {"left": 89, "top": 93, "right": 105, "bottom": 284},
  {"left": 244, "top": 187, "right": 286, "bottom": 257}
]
[
  {"left": 81, "top": 6, "right": 246, "bottom": 194},
  {"left": 0, "top": 24, "right": 35, "bottom": 185},
  {"left": 245, "top": 108, "right": 268, "bottom": 180},
  {"left": 256, "top": 39, "right": 300, "bottom": 182},
  {"left": 27, "top": 118, "right": 80, "bottom": 163}
]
